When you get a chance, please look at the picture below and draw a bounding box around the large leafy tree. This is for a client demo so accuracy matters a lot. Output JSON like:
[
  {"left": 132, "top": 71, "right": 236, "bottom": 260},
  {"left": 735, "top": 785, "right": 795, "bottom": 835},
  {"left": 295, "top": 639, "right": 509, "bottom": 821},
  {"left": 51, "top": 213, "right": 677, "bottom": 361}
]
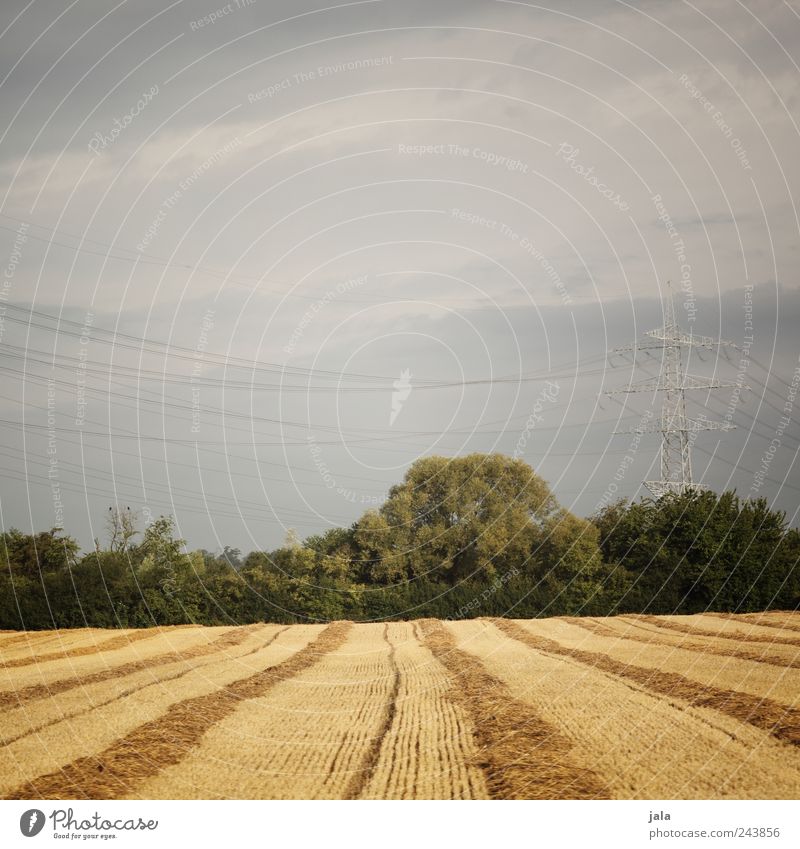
[{"left": 353, "top": 454, "right": 604, "bottom": 596}]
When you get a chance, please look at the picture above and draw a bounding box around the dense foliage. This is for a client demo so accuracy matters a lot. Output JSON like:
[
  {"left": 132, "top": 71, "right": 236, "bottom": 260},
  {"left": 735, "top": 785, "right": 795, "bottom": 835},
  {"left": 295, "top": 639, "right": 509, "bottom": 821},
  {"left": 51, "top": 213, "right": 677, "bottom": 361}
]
[
  {"left": 593, "top": 489, "right": 800, "bottom": 614},
  {"left": 1, "top": 455, "right": 797, "bottom": 628}
]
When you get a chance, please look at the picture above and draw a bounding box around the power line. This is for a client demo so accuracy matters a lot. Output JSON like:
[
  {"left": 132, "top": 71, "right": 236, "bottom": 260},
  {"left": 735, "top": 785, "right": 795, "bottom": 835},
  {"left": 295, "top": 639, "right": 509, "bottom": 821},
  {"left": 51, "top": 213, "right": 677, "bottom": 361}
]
[
  {"left": 1, "top": 340, "right": 613, "bottom": 393},
  {"left": 1, "top": 302, "right": 611, "bottom": 390}
]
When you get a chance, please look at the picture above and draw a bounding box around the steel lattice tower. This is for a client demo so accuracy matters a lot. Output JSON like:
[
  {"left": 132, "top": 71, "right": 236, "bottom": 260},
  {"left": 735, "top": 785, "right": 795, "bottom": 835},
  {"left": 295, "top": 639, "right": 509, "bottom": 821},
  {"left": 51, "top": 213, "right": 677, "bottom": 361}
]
[{"left": 605, "top": 283, "right": 741, "bottom": 499}]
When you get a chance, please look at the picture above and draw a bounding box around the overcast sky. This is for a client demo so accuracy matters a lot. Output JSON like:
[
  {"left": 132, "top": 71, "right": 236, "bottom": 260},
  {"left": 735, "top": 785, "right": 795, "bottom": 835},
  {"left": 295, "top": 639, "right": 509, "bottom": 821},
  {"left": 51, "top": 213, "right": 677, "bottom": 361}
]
[{"left": 1, "top": 0, "right": 799, "bottom": 553}]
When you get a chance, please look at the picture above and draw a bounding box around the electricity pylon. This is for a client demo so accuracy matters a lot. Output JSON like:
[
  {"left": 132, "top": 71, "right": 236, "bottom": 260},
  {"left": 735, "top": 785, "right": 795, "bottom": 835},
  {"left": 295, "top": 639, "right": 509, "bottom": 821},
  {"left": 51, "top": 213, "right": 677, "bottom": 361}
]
[{"left": 605, "top": 283, "right": 741, "bottom": 499}]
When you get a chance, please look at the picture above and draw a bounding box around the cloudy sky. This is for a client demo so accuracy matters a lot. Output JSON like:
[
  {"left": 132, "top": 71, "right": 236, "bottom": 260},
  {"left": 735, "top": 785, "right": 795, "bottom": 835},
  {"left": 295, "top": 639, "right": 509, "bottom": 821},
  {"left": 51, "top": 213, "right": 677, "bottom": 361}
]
[{"left": 1, "top": 0, "right": 799, "bottom": 553}]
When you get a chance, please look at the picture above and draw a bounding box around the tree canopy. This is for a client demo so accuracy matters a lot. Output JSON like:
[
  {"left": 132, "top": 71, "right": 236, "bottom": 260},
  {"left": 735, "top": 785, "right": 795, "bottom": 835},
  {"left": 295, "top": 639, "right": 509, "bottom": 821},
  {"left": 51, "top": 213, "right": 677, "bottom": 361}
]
[{"left": 1, "top": 456, "right": 797, "bottom": 628}]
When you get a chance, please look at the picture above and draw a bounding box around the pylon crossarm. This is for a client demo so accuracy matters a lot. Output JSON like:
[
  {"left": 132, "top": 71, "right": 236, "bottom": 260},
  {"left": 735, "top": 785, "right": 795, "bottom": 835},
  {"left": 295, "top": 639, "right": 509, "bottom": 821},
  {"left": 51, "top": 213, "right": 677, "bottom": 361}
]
[
  {"left": 644, "top": 328, "right": 738, "bottom": 350},
  {"left": 604, "top": 378, "right": 665, "bottom": 395},
  {"left": 614, "top": 418, "right": 734, "bottom": 435},
  {"left": 645, "top": 480, "right": 709, "bottom": 499},
  {"left": 609, "top": 343, "right": 667, "bottom": 355},
  {"left": 605, "top": 377, "right": 740, "bottom": 395},
  {"left": 686, "top": 418, "right": 735, "bottom": 431},
  {"left": 682, "top": 374, "right": 741, "bottom": 390}
]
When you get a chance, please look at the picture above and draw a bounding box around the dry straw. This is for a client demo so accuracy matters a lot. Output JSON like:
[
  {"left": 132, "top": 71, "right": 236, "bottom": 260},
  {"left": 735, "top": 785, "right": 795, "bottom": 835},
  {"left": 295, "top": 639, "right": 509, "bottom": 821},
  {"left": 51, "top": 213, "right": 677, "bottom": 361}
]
[
  {"left": 492, "top": 618, "right": 800, "bottom": 748},
  {"left": 0, "top": 625, "right": 262, "bottom": 709},
  {"left": 1, "top": 626, "right": 276, "bottom": 747},
  {"left": 341, "top": 623, "right": 400, "bottom": 800},
  {"left": 1, "top": 627, "right": 175, "bottom": 670},
  {"left": 418, "top": 618, "right": 609, "bottom": 800},
  {"left": 630, "top": 614, "right": 800, "bottom": 647},
  {"left": 568, "top": 617, "right": 800, "bottom": 669},
  {"left": 6, "top": 621, "right": 352, "bottom": 800},
  {"left": 709, "top": 612, "right": 800, "bottom": 634}
]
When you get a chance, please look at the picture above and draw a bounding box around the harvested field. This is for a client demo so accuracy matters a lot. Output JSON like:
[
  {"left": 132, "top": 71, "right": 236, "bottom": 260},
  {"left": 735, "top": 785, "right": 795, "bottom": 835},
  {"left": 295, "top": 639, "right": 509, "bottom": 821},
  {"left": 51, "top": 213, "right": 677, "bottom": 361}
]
[{"left": 2, "top": 613, "right": 799, "bottom": 800}]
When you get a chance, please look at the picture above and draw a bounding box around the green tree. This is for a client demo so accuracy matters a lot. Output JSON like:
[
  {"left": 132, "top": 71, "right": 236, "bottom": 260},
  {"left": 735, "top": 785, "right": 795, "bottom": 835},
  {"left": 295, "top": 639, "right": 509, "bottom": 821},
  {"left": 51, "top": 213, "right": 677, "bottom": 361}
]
[
  {"left": 592, "top": 491, "right": 798, "bottom": 614},
  {"left": 352, "top": 454, "right": 606, "bottom": 610},
  {"left": 1, "top": 528, "right": 79, "bottom": 577}
]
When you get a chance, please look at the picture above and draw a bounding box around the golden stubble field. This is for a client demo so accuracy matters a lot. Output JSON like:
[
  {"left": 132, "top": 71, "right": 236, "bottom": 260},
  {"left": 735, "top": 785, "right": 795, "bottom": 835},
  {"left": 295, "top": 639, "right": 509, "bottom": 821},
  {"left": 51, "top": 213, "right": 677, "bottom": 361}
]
[{"left": 1, "top": 612, "right": 799, "bottom": 800}]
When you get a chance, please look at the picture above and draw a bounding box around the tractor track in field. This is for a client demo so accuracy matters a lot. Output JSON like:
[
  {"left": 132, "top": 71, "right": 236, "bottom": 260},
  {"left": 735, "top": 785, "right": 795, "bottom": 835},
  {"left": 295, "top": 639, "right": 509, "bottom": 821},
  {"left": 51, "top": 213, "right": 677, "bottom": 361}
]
[
  {"left": 3, "top": 614, "right": 799, "bottom": 800},
  {"left": 1, "top": 627, "right": 178, "bottom": 669},
  {"left": 624, "top": 615, "right": 800, "bottom": 647},
  {"left": 568, "top": 617, "right": 800, "bottom": 670},
  {"left": 0, "top": 624, "right": 261, "bottom": 709},
  {"left": 708, "top": 613, "right": 800, "bottom": 634},
  {"left": 420, "top": 619, "right": 610, "bottom": 800},
  {"left": 0, "top": 626, "right": 277, "bottom": 746},
  {"left": 340, "top": 623, "right": 401, "bottom": 800},
  {"left": 493, "top": 618, "right": 800, "bottom": 748},
  {"left": 6, "top": 622, "right": 351, "bottom": 800}
]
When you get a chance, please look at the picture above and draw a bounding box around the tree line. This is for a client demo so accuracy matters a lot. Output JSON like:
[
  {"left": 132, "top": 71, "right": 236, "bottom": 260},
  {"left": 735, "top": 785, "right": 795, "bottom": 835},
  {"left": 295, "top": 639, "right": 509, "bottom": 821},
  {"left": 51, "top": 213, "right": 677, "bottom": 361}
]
[{"left": 1, "top": 454, "right": 797, "bottom": 629}]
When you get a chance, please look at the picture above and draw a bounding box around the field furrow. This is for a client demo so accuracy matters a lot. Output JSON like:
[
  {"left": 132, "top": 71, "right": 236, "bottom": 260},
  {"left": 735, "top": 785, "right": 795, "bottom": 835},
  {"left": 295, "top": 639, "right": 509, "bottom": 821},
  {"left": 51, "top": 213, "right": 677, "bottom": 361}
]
[
  {"left": 0, "top": 630, "right": 107, "bottom": 655},
  {"left": 423, "top": 619, "right": 609, "bottom": 799},
  {"left": 0, "top": 625, "right": 260, "bottom": 709},
  {"left": 626, "top": 615, "right": 800, "bottom": 647},
  {"left": 571, "top": 617, "right": 800, "bottom": 668},
  {"left": 2, "top": 614, "right": 798, "bottom": 800},
  {"left": 0, "top": 624, "right": 325, "bottom": 798},
  {"left": 449, "top": 619, "right": 800, "bottom": 798},
  {"left": 340, "top": 623, "right": 401, "bottom": 799},
  {"left": 0, "top": 626, "right": 228, "bottom": 693},
  {"left": 0, "top": 625, "right": 273, "bottom": 745},
  {"left": 494, "top": 619, "right": 800, "bottom": 748},
  {"left": 5, "top": 622, "right": 345, "bottom": 800},
  {"left": 513, "top": 618, "right": 800, "bottom": 706},
  {"left": 709, "top": 612, "right": 800, "bottom": 633},
  {"left": 359, "top": 621, "right": 489, "bottom": 799},
  {"left": 133, "top": 622, "right": 395, "bottom": 799},
  {"left": 0, "top": 628, "right": 174, "bottom": 669}
]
